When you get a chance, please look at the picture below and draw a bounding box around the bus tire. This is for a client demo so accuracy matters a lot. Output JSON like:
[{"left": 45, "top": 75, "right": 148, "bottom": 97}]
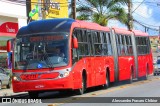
[
  {"left": 103, "top": 71, "right": 109, "bottom": 89},
  {"left": 28, "top": 91, "right": 39, "bottom": 98},
  {"left": 76, "top": 74, "right": 86, "bottom": 95}
]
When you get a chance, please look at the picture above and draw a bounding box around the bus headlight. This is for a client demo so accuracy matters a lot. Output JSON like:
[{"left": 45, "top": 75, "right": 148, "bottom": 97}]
[
  {"left": 13, "top": 75, "right": 21, "bottom": 81},
  {"left": 59, "top": 71, "right": 69, "bottom": 78},
  {"left": 64, "top": 72, "right": 69, "bottom": 77}
]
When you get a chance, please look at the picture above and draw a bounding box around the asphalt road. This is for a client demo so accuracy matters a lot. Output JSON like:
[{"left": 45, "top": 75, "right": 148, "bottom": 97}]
[{"left": 1, "top": 75, "right": 160, "bottom": 106}]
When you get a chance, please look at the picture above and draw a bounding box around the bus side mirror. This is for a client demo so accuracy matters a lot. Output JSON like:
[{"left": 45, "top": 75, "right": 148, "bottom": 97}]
[
  {"left": 73, "top": 37, "right": 78, "bottom": 48},
  {"left": 7, "top": 40, "right": 11, "bottom": 52}
]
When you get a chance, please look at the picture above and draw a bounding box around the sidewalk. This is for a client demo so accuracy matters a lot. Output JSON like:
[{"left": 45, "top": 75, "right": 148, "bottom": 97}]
[{"left": 0, "top": 86, "right": 27, "bottom": 97}]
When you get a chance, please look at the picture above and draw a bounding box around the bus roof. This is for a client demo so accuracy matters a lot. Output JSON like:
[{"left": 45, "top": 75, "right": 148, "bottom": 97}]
[
  {"left": 17, "top": 18, "right": 75, "bottom": 37},
  {"left": 17, "top": 18, "right": 110, "bottom": 37},
  {"left": 75, "top": 20, "right": 110, "bottom": 32},
  {"left": 132, "top": 30, "right": 148, "bottom": 36},
  {"left": 16, "top": 18, "right": 148, "bottom": 37},
  {"left": 112, "top": 27, "right": 132, "bottom": 35}
]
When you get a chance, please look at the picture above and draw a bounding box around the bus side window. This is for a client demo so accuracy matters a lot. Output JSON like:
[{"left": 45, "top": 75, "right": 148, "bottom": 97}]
[
  {"left": 128, "top": 46, "right": 133, "bottom": 54},
  {"left": 72, "top": 30, "right": 78, "bottom": 64},
  {"left": 121, "top": 48, "right": 125, "bottom": 55}
]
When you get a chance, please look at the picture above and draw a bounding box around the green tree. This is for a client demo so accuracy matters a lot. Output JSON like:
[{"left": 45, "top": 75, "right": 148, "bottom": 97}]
[{"left": 75, "top": 0, "right": 129, "bottom": 27}]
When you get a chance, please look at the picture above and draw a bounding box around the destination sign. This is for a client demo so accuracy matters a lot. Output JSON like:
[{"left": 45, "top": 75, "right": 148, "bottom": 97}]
[{"left": 30, "top": 36, "right": 64, "bottom": 42}]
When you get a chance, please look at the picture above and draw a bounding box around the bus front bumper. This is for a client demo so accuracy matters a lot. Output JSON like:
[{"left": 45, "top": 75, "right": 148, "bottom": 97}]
[{"left": 12, "top": 77, "right": 73, "bottom": 93}]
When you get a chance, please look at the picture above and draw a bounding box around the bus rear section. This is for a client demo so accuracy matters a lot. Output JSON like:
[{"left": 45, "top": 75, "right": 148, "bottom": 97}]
[{"left": 132, "top": 30, "right": 153, "bottom": 78}]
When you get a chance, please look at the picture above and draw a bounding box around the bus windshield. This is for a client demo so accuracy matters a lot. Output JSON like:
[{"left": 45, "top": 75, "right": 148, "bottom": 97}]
[{"left": 14, "top": 33, "right": 69, "bottom": 70}]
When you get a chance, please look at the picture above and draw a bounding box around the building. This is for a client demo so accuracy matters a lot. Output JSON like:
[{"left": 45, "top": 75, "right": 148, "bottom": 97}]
[
  {"left": 27, "top": 0, "right": 68, "bottom": 21},
  {"left": 0, "top": 1, "right": 27, "bottom": 68},
  {"left": 149, "top": 36, "right": 160, "bottom": 53}
]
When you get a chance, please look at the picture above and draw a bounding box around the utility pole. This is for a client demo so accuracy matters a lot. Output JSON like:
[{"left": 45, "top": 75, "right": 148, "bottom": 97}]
[
  {"left": 72, "top": 0, "right": 76, "bottom": 19},
  {"left": 128, "top": 0, "right": 133, "bottom": 30}
]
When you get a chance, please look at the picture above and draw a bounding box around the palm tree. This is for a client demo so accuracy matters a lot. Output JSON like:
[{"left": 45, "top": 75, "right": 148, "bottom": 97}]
[{"left": 75, "top": 0, "right": 129, "bottom": 27}]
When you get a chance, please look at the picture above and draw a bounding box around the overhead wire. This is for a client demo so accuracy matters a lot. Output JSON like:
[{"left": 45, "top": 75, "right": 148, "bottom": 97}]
[
  {"left": 134, "top": 19, "right": 159, "bottom": 31},
  {"left": 132, "top": 0, "right": 145, "bottom": 13}
]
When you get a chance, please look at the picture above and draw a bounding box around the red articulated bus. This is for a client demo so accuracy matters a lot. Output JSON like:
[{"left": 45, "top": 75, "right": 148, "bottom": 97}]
[{"left": 7, "top": 18, "right": 153, "bottom": 98}]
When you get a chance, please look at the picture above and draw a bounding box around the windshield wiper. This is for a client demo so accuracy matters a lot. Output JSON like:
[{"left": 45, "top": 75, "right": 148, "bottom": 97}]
[{"left": 43, "top": 52, "right": 54, "bottom": 69}]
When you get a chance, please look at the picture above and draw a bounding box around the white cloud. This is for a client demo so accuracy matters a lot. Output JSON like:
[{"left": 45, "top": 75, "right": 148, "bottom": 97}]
[
  {"left": 108, "top": 20, "right": 127, "bottom": 28},
  {"left": 108, "top": 0, "right": 160, "bottom": 35},
  {"left": 133, "top": 3, "right": 152, "bottom": 19}
]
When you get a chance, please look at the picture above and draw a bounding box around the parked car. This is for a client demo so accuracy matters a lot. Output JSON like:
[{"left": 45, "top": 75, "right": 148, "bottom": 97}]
[
  {"left": 0, "top": 67, "right": 11, "bottom": 89},
  {"left": 154, "top": 59, "right": 160, "bottom": 76}
]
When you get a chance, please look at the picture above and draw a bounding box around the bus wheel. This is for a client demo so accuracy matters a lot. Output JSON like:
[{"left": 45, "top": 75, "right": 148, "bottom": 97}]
[
  {"left": 76, "top": 76, "right": 86, "bottom": 95},
  {"left": 103, "top": 72, "right": 109, "bottom": 89},
  {"left": 28, "top": 91, "right": 39, "bottom": 98}
]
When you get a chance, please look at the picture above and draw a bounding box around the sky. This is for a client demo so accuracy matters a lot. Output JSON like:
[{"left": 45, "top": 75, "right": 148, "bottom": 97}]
[{"left": 108, "top": 0, "right": 160, "bottom": 36}]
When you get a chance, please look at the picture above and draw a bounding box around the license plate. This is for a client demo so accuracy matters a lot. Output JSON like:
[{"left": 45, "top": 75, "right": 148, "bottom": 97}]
[{"left": 21, "top": 74, "right": 38, "bottom": 80}]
